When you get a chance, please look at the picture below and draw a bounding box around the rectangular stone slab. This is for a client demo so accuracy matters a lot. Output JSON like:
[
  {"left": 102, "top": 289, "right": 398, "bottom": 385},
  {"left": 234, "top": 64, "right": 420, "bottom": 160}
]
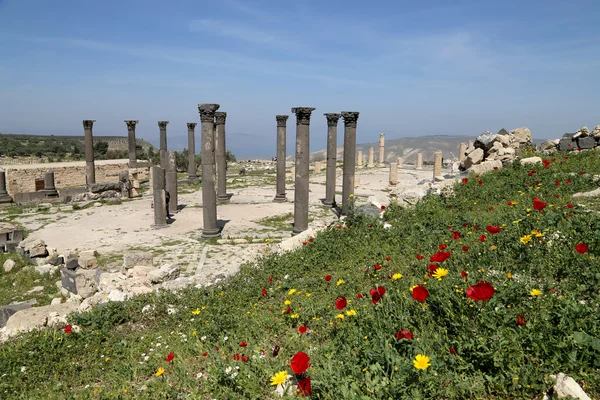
[{"left": 577, "top": 136, "right": 597, "bottom": 149}]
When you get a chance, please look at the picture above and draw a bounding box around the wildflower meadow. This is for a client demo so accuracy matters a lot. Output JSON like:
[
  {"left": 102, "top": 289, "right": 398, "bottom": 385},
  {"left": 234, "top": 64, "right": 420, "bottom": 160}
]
[{"left": 1, "top": 150, "right": 599, "bottom": 399}]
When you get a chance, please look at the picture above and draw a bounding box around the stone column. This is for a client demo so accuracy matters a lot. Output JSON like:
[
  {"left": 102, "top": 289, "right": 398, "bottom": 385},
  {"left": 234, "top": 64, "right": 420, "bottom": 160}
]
[
  {"left": 416, "top": 153, "right": 423, "bottom": 170},
  {"left": 459, "top": 143, "right": 467, "bottom": 161},
  {"left": 291, "top": 107, "right": 315, "bottom": 235},
  {"left": 389, "top": 163, "right": 398, "bottom": 185},
  {"left": 314, "top": 161, "right": 322, "bottom": 174},
  {"left": 324, "top": 113, "right": 340, "bottom": 207},
  {"left": 433, "top": 151, "right": 443, "bottom": 180},
  {"left": 341, "top": 112, "right": 359, "bottom": 215},
  {"left": 198, "top": 104, "right": 221, "bottom": 239},
  {"left": 367, "top": 147, "right": 374, "bottom": 167},
  {"left": 83, "top": 120, "right": 96, "bottom": 186},
  {"left": 397, "top": 157, "right": 404, "bottom": 168},
  {"left": 151, "top": 166, "right": 168, "bottom": 229},
  {"left": 0, "top": 171, "right": 13, "bottom": 203},
  {"left": 274, "top": 115, "right": 288, "bottom": 202},
  {"left": 125, "top": 120, "right": 138, "bottom": 168},
  {"left": 43, "top": 170, "right": 59, "bottom": 198},
  {"left": 378, "top": 133, "right": 385, "bottom": 164},
  {"left": 468, "top": 140, "right": 474, "bottom": 150},
  {"left": 215, "top": 112, "right": 229, "bottom": 203},
  {"left": 159, "top": 121, "right": 169, "bottom": 170},
  {"left": 166, "top": 150, "right": 178, "bottom": 214},
  {"left": 357, "top": 151, "right": 363, "bottom": 167},
  {"left": 187, "top": 123, "right": 198, "bottom": 182}
]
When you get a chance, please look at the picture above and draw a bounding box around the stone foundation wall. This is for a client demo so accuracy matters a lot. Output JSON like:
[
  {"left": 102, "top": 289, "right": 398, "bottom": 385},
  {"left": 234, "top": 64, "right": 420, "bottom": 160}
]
[{"left": 3, "top": 160, "right": 149, "bottom": 195}]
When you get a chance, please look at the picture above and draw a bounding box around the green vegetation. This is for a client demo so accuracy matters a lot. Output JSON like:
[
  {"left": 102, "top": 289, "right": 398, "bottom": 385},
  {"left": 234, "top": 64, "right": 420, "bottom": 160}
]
[
  {"left": 0, "top": 253, "right": 60, "bottom": 307},
  {"left": 0, "top": 151, "right": 599, "bottom": 399}
]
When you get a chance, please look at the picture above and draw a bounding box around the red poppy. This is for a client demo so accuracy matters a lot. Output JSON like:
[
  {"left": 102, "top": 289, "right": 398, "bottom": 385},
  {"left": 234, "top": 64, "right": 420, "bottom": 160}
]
[
  {"left": 466, "top": 281, "right": 495, "bottom": 301},
  {"left": 486, "top": 226, "right": 501, "bottom": 234},
  {"left": 268, "top": 277, "right": 273, "bottom": 282},
  {"left": 517, "top": 315, "right": 526, "bottom": 326},
  {"left": 302, "top": 242, "right": 307, "bottom": 246},
  {"left": 461, "top": 270, "right": 468, "bottom": 278},
  {"left": 478, "top": 180, "right": 483, "bottom": 186},
  {"left": 488, "top": 206, "right": 494, "bottom": 211},
  {"left": 324, "top": 275, "right": 332, "bottom": 282},
  {"left": 239, "top": 341, "right": 248, "bottom": 348},
  {"left": 308, "top": 238, "right": 314, "bottom": 243},
  {"left": 567, "top": 204, "right": 574, "bottom": 209},
  {"left": 551, "top": 158, "right": 556, "bottom": 162},
  {"left": 461, "top": 178, "right": 468, "bottom": 184},
  {"left": 462, "top": 246, "right": 469, "bottom": 252},
  {"left": 374, "top": 264, "right": 382, "bottom": 270},
  {"left": 290, "top": 351, "right": 311, "bottom": 375},
  {"left": 452, "top": 231, "right": 462, "bottom": 240},
  {"left": 356, "top": 293, "right": 363, "bottom": 299},
  {"left": 430, "top": 251, "right": 451, "bottom": 263},
  {"left": 202, "top": 352, "right": 208, "bottom": 357},
  {"left": 395, "top": 329, "right": 413, "bottom": 340},
  {"left": 473, "top": 225, "right": 478, "bottom": 230},
  {"left": 439, "top": 243, "right": 447, "bottom": 250},
  {"left": 580, "top": 171, "right": 585, "bottom": 175},
  {"left": 297, "top": 377, "right": 312, "bottom": 397},
  {"left": 463, "top": 223, "right": 469, "bottom": 228},
  {"left": 262, "top": 288, "right": 267, "bottom": 298},
  {"left": 165, "top": 352, "right": 174, "bottom": 362},
  {"left": 566, "top": 179, "right": 572, "bottom": 184},
  {"left": 64, "top": 325, "right": 72, "bottom": 334},
  {"left": 427, "top": 263, "right": 439, "bottom": 272},
  {"left": 233, "top": 353, "right": 241, "bottom": 361},
  {"left": 575, "top": 243, "right": 589, "bottom": 254},
  {"left": 381, "top": 205, "right": 386, "bottom": 211},
  {"left": 529, "top": 169, "right": 536, "bottom": 176},
  {"left": 215, "top": 346, "right": 219, "bottom": 351},
  {"left": 411, "top": 285, "right": 429, "bottom": 302},
  {"left": 493, "top": 166, "right": 498, "bottom": 170},
  {"left": 335, "top": 297, "right": 347, "bottom": 310},
  {"left": 416, "top": 254, "right": 424, "bottom": 260},
  {"left": 533, "top": 198, "right": 547, "bottom": 211},
  {"left": 507, "top": 201, "right": 513, "bottom": 206},
  {"left": 298, "top": 326, "right": 307, "bottom": 334},
  {"left": 370, "top": 286, "right": 386, "bottom": 304},
  {"left": 284, "top": 307, "right": 291, "bottom": 314},
  {"left": 449, "top": 347, "right": 458, "bottom": 355},
  {"left": 543, "top": 159, "right": 550, "bottom": 168},
  {"left": 479, "top": 235, "right": 486, "bottom": 242},
  {"left": 554, "top": 180, "right": 560, "bottom": 187},
  {"left": 385, "top": 257, "right": 391, "bottom": 261},
  {"left": 242, "top": 355, "right": 248, "bottom": 362}
]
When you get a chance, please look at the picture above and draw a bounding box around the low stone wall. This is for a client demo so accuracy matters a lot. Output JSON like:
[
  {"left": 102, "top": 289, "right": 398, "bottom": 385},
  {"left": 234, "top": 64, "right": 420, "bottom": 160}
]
[{"left": 4, "top": 160, "right": 149, "bottom": 195}]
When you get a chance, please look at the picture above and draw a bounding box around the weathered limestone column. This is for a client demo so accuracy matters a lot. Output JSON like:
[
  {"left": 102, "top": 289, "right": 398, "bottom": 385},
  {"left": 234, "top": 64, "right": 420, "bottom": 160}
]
[
  {"left": 468, "top": 140, "right": 474, "bottom": 149},
  {"left": 83, "top": 120, "right": 96, "bottom": 186},
  {"left": 215, "top": 112, "right": 229, "bottom": 203},
  {"left": 314, "top": 161, "right": 322, "bottom": 174},
  {"left": 416, "top": 153, "right": 423, "bottom": 170},
  {"left": 389, "top": 163, "right": 398, "bottom": 185},
  {"left": 198, "top": 104, "right": 221, "bottom": 239},
  {"left": 159, "top": 121, "right": 169, "bottom": 170},
  {"left": 125, "top": 120, "right": 138, "bottom": 168},
  {"left": 291, "top": 107, "right": 315, "bottom": 235},
  {"left": 367, "top": 147, "right": 375, "bottom": 167},
  {"left": 0, "top": 171, "right": 13, "bottom": 203},
  {"left": 433, "top": 151, "right": 443, "bottom": 180},
  {"left": 341, "top": 112, "right": 359, "bottom": 215},
  {"left": 151, "top": 166, "right": 168, "bottom": 229},
  {"left": 274, "top": 115, "right": 288, "bottom": 202},
  {"left": 324, "top": 113, "right": 341, "bottom": 207},
  {"left": 357, "top": 151, "right": 363, "bottom": 167},
  {"left": 397, "top": 157, "right": 404, "bottom": 168},
  {"left": 166, "top": 150, "right": 178, "bottom": 214},
  {"left": 378, "top": 133, "right": 385, "bottom": 164},
  {"left": 187, "top": 123, "right": 199, "bottom": 182},
  {"left": 43, "top": 170, "right": 59, "bottom": 197},
  {"left": 459, "top": 142, "right": 467, "bottom": 161}
]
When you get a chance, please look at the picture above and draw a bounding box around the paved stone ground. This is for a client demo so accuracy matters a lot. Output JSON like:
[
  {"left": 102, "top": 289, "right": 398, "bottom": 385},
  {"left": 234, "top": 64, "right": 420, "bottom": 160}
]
[{"left": 2, "top": 163, "right": 455, "bottom": 285}]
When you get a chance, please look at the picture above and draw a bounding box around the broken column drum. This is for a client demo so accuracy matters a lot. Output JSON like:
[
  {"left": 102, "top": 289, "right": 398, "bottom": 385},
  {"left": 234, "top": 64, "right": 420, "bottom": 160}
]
[
  {"left": 397, "top": 157, "right": 404, "bottom": 168},
  {"left": 379, "top": 133, "right": 385, "bottom": 164},
  {"left": 323, "top": 113, "right": 341, "bottom": 207},
  {"left": 433, "top": 151, "right": 443, "bottom": 179},
  {"left": 341, "top": 112, "right": 359, "bottom": 215},
  {"left": 291, "top": 107, "right": 315, "bottom": 235},
  {"left": 416, "top": 153, "right": 423, "bottom": 170},
  {"left": 459, "top": 142, "right": 467, "bottom": 162},
  {"left": 273, "top": 115, "right": 289, "bottom": 202},
  {"left": 158, "top": 121, "right": 169, "bottom": 170},
  {"left": 0, "top": 171, "right": 13, "bottom": 203},
  {"left": 151, "top": 165, "right": 167, "bottom": 228},
  {"left": 367, "top": 147, "right": 374, "bottom": 167},
  {"left": 166, "top": 150, "right": 178, "bottom": 214},
  {"left": 389, "top": 163, "right": 398, "bottom": 185},
  {"left": 83, "top": 120, "right": 96, "bottom": 185},
  {"left": 198, "top": 104, "right": 221, "bottom": 239},
  {"left": 357, "top": 151, "right": 363, "bottom": 167},
  {"left": 125, "top": 120, "right": 139, "bottom": 168},
  {"left": 43, "top": 170, "right": 59, "bottom": 197},
  {"left": 187, "top": 123, "right": 199, "bottom": 182},
  {"left": 215, "top": 112, "right": 229, "bottom": 203}
]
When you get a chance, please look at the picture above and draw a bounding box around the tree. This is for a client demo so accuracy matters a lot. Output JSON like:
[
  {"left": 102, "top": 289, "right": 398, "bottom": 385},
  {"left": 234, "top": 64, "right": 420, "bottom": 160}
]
[{"left": 93, "top": 141, "right": 109, "bottom": 158}]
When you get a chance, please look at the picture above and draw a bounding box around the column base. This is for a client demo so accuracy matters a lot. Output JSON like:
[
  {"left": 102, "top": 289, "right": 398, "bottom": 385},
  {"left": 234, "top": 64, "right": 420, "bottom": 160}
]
[
  {"left": 0, "top": 194, "right": 13, "bottom": 203},
  {"left": 292, "top": 226, "right": 307, "bottom": 236},
  {"left": 217, "top": 196, "right": 230, "bottom": 203},
  {"left": 201, "top": 229, "right": 222, "bottom": 239},
  {"left": 367, "top": 164, "right": 374, "bottom": 168},
  {"left": 273, "top": 195, "right": 287, "bottom": 203},
  {"left": 151, "top": 223, "right": 169, "bottom": 230},
  {"left": 188, "top": 176, "right": 200, "bottom": 183},
  {"left": 322, "top": 199, "right": 335, "bottom": 207},
  {"left": 42, "top": 189, "right": 59, "bottom": 198}
]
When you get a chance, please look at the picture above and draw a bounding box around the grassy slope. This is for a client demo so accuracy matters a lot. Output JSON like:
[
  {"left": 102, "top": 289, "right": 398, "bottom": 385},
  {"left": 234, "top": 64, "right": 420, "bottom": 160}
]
[{"left": 1, "top": 151, "right": 600, "bottom": 399}]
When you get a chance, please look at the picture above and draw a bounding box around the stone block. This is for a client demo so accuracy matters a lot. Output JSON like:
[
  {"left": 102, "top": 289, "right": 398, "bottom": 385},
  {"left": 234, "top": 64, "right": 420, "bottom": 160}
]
[
  {"left": 5, "top": 302, "right": 80, "bottom": 332},
  {"left": 123, "top": 252, "right": 154, "bottom": 269},
  {"left": 469, "top": 160, "right": 502, "bottom": 174},
  {"left": 89, "top": 182, "right": 121, "bottom": 193},
  {"left": 577, "top": 136, "right": 596, "bottom": 149},
  {"left": 0, "top": 302, "right": 32, "bottom": 328},
  {"left": 460, "top": 148, "right": 484, "bottom": 170},
  {"left": 149, "top": 264, "right": 180, "bottom": 284},
  {"left": 540, "top": 139, "right": 559, "bottom": 151},
  {"left": 34, "top": 264, "right": 60, "bottom": 275},
  {"left": 61, "top": 268, "right": 99, "bottom": 298},
  {"left": 474, "top": 132, "right": 497, "bottom": 151},
  {"left": 65, "top": 253, "right": 79, "bottom": 270},
  {"left": 21, "top": 238, "right": 48, "bottom": 258},
  {"left": 78, "top": 253, "right": 98, "bottom": 269},
  {"left": 47, "top": 256, "right": 64, "bottom": 266},
  {"left": 509, "top": 127, "right": 532, "bottom": 145},
  {"left": 3, "top": 259, "right": 16, "bottom": 272},
  {"left": 520, "top": 156, "right": 542, "bottom": 165},
  {"left": 559, "top": 138, "right": 575, "bottom": 152}
]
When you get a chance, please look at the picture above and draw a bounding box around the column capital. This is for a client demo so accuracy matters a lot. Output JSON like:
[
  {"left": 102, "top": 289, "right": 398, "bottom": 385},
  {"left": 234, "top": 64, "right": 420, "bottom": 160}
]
[
  {"left": 324, "top": 113, "right": 341, "bottom": 127},
  {"left": 187, "top": 122, "right": 197, "bottom": 130},
  {"left": 158, "top": 121, "right": 169, "bottom": 129},
  {"left": 198, "top": 104, "right": 220, "bottom": 122},
  {"left": 214, "top": 112, "right": 227, "bottom": 125},
  {"left": 276, "top": 115, "right": 289, "bottom": 127},
  {"left": 82, "top": 120, "right": 96, "bottom": 129},
  {"left": 380, "top": 132, "right": 385, "bottom": 138},
  {"left": 341, "top": 112, "right": 359, "bottom": 128},
  {"left": 124, "top": 120, "right": 139, "bottom": 130},
  {"left": 291, "top": 107, "right": 316, "bottom": 125}
]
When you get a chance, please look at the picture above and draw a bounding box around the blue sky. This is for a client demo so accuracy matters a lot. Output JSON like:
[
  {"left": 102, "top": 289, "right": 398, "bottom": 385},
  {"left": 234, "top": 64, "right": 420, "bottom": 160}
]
[{"left": 1, "top": 0, "right": 599, "bottom": 157}]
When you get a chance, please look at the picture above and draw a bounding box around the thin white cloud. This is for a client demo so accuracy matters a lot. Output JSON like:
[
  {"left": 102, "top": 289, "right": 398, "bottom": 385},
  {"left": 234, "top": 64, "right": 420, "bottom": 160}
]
[{"left": 188, "top": 19, "right": 275, "bottom": 44}]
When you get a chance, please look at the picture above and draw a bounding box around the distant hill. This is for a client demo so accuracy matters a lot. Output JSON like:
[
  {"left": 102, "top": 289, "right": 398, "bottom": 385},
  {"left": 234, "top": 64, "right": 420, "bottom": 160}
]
[{"left": 310, "top": 134, "right": 547, "bottom": 164}]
